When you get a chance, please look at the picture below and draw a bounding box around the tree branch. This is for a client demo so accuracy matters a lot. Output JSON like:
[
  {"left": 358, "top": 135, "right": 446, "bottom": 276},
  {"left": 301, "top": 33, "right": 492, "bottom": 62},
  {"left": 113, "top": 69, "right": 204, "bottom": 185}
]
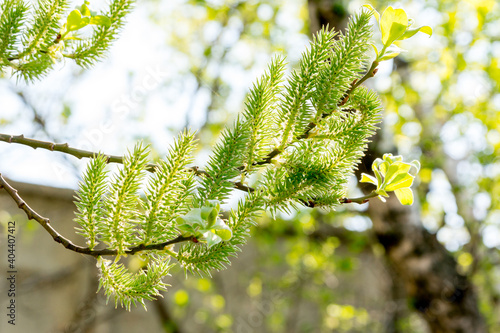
[
  {"left": 0, "top": 173, "right": 192, "bottom": 258},
  {"left": 339, "top": 191, "right": 379, "bottom": 204}
]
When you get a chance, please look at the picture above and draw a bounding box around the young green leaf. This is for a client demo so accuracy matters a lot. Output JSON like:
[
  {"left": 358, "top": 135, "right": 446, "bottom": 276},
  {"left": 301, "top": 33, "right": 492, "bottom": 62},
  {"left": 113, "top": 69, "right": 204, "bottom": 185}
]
[
  {"left": 360, "top": 173, "right": 377, "bottom": 185},
  {"left": 175, "top": 201, "right": 232, "bottom": 248},
  {"left": 364, "top": 5, "right": 432, "bottom": 63}
]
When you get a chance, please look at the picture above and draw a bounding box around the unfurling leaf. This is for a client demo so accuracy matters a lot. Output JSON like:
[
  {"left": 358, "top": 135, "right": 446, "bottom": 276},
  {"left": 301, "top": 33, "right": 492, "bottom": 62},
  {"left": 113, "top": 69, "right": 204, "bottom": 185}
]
[
  {"left": 66, "top": 10, "right": 90, "bottom": 32},
  {"left": 80, "top": 1, "right": 91, "bottom": 17},
  {"left": 364, "top": 5, "right": 432, "bottom": 62},
  {"left": 401, "top": 26, "right": 433, "bottom": 40},
  {"left": 360, "top": 173, "right": 377, "bottom": 185}
]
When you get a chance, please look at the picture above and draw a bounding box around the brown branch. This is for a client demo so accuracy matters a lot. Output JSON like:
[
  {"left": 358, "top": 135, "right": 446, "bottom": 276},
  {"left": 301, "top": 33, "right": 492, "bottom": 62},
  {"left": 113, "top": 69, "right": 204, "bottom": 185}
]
[
  {"left": 255, "top": 148, "right": 282, "bottom": 166},
  {"left": 338, "top": 193, "right": 376, "bottom": 204},
  {"left": 0, "top": 134, "right": 206, "bottom": 177},
  {"left": 0, "top": 133, "right": 248, "bottom": 192},
  {"left": 300, "top": 191, "right": 376, "bottom": 208},
  {"left": 0, "top": 173, "right": 192, "bottom": 258},
  {"left": 0, "top": 133, "right": 160, "bottom": 172}
]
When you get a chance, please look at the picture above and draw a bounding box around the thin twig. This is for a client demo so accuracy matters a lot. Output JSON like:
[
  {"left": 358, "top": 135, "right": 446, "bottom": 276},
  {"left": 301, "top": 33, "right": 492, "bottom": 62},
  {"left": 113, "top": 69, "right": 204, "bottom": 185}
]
[
  {"left": 1, "top": 56, "right": 379, "bottom": 204},
  {"left": 0, "top": 173, "right": 192, "bottom": 258},
  {"left": 234, "top": 181, "right": 255, "bottom": 193},
  {"left": 0, "top": 133, "right": 158, "bottom": 171},
  {"left": 0, "top": 133, "right": 205, "bottom": 176}
]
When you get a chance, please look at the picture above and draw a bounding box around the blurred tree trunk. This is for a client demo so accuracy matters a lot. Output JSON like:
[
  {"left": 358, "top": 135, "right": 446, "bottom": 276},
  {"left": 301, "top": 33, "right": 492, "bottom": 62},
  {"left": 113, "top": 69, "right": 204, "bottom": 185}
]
[{"left": 306, "top": 1, "right": 487, "bottom": 332}]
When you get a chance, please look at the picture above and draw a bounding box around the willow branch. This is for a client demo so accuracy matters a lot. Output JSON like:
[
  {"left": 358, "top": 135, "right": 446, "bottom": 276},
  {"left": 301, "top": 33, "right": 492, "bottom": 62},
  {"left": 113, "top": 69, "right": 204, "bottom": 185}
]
[
  {"left": 0, "top": 133, "right": 158, "bottom": 171},
  {"left": 248, "top": 61, "right": 381, "bottom": 171},
  {"left": 0, "top": 173, "right": 192, "bottom": 258},
  {"left": 300, "top": 191, "right": 379, "bottom": 207},
  {"left": 0, "top": 133, "right": 208, "bottom": 175},
  {"left": 0, "top": 133, "right": 258, "bottom": 194},
  {"left": 1, "top": 58, "right": 378, "bottom": 202}
]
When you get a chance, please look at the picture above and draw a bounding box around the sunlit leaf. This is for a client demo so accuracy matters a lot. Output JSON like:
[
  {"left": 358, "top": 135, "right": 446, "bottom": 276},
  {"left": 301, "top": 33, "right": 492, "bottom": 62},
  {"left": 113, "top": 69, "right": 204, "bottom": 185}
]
[
  {"left": 80, "top": 2, "right": 91, "bottom": 17},
  {"left": 200, "top": 206, "right": 217, "bottom": 228},
  {"left": 394, "top": 187, "right": 414, "bottom": 205},
  {"left": 373, "top": 167, "right": 383, "bottom": 187},
  {"left": 378, "top": 161, "right": 390, "bottom": 177},
  {"left": 360, "top": 173, "right": 378, "bottom": 185},
  {"left": 177, "top": 208, "right": 203, "bottom": 229},
  {"left": 369, "top": 43, "right": 379, "bottom": 57},
  {"left": 383, "top": 153, "right": 403, "bottom": 164},
  {"left": 204, "top": 231, "right": 222, "bottom": 248},
  {"left": 66, "top": 9, "right": 90, "bottom": 31},
  {"left": 379, "top": 51, "right": 401, "bottom": 61},
  {"left": 382, "top": 162, "right": 411, "bottom": 187},
  {"left": 66, "top": 10, "right": 90, "bottom": 32},
  {"left": 378, "top": 45, "right": 405, "bottom": 61},
  {"left": 409, "top": 160, "right": 421, "bottom": 176},
  {"left": 212, "top": 219, "right": 232, "bottom": 241},
  {"left": 376, "top": 189, "right": 389, "bottom": 197}
]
